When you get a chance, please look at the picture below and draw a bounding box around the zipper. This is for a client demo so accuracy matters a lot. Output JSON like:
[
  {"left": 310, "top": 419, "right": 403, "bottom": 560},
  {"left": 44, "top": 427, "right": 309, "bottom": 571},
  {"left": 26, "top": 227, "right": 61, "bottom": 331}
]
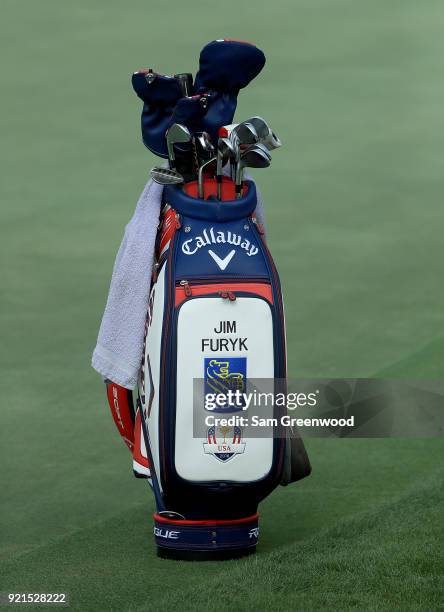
[
  {"left": 179, "top": 279, "right": 192, "bottom": 297},
  {"left": 219, "top": 290, "right": 236, "bottom": 301},
  {"left": 176, "top": 276, "right": 270, "bottom": 300},
  {"left": 177, "top": 275, "right": 269, "bottom": 285},
  {"left": 180, "top": 279, "right": 240, "bottom": 300}
]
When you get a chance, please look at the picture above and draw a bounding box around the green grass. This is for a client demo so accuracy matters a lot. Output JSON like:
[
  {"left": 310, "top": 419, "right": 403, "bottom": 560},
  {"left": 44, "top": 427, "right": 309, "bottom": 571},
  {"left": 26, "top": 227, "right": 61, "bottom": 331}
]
[
  {"left": 1, "top": 0, "right": 444, "bottom": 610},
  {"left": 154, "top": 469, "right": 444, "bottom": 612},
  {"left": 1, "top": 440, "right": 443, "bottom": 611}
]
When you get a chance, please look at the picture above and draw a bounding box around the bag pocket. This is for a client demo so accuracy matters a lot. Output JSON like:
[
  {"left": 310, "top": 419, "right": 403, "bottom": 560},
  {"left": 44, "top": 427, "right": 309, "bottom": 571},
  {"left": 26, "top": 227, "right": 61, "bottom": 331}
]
[{"left": 173, "top": 281, "right": 277, "bottom": 484}]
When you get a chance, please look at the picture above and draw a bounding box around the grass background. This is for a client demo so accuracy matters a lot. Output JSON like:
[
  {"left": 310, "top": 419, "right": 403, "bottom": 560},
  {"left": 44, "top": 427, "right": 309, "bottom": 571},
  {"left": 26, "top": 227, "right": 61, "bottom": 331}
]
[{"left": 1, "top": 0, "right": 443, "bottom": 610}]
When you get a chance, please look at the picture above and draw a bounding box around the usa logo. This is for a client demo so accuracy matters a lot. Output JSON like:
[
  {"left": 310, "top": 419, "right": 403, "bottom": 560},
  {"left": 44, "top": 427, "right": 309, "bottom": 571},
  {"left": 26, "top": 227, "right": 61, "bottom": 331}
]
[{"left": 203, "top": 426, "right": 246, "bottom": 463}]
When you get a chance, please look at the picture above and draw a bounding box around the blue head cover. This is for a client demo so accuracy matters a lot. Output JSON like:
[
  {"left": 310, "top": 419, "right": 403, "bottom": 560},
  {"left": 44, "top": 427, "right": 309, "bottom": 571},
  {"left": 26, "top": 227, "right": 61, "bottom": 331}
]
[
  {"left": 132, "top": 71, "right": 183, "bottom": 157},
  {"left": 132, "top": 40, "right": 266, "bottom": 157},
  {"left": 193, "top": 39, "right": 266, "bottom": 143},
  {"left": 194, "top": 39, "right": 266, "bottom": 93}
]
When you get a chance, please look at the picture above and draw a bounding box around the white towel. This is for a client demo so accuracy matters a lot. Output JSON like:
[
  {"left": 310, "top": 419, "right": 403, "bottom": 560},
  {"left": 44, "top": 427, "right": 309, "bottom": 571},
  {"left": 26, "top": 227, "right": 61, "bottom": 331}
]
[{"left": 92, "top": 175, "right": 265, "bottom": 389}]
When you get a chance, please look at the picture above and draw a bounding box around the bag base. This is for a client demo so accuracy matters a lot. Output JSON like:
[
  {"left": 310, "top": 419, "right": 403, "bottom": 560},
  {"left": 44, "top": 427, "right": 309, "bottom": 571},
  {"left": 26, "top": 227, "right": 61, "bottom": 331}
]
[{"left": 153, "top": 513, "right": 259, "bottom": 560}]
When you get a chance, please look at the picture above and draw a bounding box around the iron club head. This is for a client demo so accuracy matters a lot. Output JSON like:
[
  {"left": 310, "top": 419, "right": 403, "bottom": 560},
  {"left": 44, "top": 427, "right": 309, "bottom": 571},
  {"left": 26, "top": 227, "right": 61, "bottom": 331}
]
[
  {"left": 166, "top": 123, "right": 191, "bottom": 170},
  {"left": 216, "top": 137, "right": 236, "bottom": 200},
  {"left": 262, "top": 130, "right": 282, "bottom": 150},
  {"left": 247, "top": 141, "right": 272, "bottom": 160},
  {"left": 229, "top": 122, "right": 259, "bottom": 183},
  {"left": 230, "top": 121, "right": 259, "bottom": 147},
  {"left": 236, "top": 144, "right": 271, "bottom": 196},
  {"left": 150, "top": 166, "right": 184, "bottom": 185},
  {"left": 243, "top": 116, "right": 270, "bottom": 141},
  {"left": 198, "top": 157, "right": 217, "bottom": 199},
  {"left": 217, "top": 137, "right": 236, "bottom": 175},
  {"left": 243, "top": 116, "right": 282, "bottom": 150},
  {"left": 195, "top": 131, "right": 215, "bottom": 165}
]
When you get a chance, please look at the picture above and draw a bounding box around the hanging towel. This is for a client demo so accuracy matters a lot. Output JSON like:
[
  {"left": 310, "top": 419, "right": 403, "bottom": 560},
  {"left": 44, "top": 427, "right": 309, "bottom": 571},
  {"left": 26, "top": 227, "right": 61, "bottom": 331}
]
[{"left": 92, "top": 175, "right": 265, "bottom": 389}]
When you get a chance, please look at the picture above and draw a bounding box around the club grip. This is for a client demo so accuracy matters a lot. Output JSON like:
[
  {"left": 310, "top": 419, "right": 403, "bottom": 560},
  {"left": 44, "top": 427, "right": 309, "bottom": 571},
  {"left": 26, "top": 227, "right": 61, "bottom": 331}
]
[{"left": 174, "top": 73, "right": 193, "bottom": 97}]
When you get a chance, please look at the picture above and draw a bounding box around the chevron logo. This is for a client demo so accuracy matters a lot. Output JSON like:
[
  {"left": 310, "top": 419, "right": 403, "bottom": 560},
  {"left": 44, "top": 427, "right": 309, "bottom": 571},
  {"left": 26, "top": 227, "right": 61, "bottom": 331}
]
[{"left": 208, "top": 249, "right": 236, "bottom": 271}]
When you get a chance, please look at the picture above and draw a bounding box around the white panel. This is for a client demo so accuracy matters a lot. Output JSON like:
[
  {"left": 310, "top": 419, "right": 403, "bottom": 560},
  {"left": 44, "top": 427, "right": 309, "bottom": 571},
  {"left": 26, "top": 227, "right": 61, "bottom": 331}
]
[
  {"left": 139, "top": 264, "right": 166, "bottom": 491},
  {"left": 175, "top": 297, "right": 274, "bottom": 482},
  {"left": 140, "top": 422, "right": 147, "bottom": 459}
]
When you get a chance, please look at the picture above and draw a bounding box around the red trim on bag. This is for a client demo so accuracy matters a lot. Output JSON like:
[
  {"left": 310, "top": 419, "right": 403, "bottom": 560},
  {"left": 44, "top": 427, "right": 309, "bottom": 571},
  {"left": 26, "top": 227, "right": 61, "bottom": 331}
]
[
  {"left": 175, "top": 282, "right": 273, "bottom": 307},
  {"left": 106, "top": 382, "right": 134, "bottom": 451},
  {"left": 133, "top": 410, "right": 150, "bottom": 468},
  {"left": 159, "top": 208, "right": 177, "bottom": 255},
  {"left": 153, "top": 512, "right": 259, "bottom": 526},
  {"left": 183, "top": 177, "right": 246, "bottom": 201}
]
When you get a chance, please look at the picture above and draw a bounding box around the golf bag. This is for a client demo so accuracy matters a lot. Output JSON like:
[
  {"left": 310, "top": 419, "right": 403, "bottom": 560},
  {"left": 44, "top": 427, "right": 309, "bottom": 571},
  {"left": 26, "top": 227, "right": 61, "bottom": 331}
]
[{"left": 104, "top": 180, "right": 311, "bottom": 559}]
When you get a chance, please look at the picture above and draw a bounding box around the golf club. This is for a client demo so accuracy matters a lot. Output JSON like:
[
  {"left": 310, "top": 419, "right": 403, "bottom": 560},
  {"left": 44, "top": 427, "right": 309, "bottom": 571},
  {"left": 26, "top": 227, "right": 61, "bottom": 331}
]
[
  {"left": 243, "top": 116, "right": 270, "bottom": 141},
  {"left": 229, "top": 122, "right": 259, "bottom": 180},
  {"left": 248, "top": 142, "right": 273, "bottom": 158},
  {"left": 198, "top": 157, "right": 217, "bottom": 199},
  {"left": 150, "top": 166, "right": 184, "bottom": 185},
  {"left": 174, "top": 73, "right": 193, "bottom": 97},
  {"left": 239, "top": 116, "right": 282, "bottom": 150},
  {"left": 235, "top": 145, "right": 271, "bottom": 197},
  {"left": 195, "top": 131, "right": 214, "bottom": 166},
  {"left": 166, "top": 123, "right": 192, "bottom": 170},
  {"left": 230, "top": 121, "right": 259, "bottom": 146},
  {"left": 262, "top": 130, "right": 282, "bottom": 150},
  {"left": 216, "top": 137, "right": 236, "bottom": 200}
]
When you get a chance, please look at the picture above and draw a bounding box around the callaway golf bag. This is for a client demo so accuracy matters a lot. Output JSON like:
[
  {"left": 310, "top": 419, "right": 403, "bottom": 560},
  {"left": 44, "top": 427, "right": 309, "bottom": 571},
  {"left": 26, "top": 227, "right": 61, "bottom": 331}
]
[
  {"left": 100, "top": 39, "right": 311, "bottom": 560},
  {"left": 106, "top": 181, "right": 311, "bottom": 559}
]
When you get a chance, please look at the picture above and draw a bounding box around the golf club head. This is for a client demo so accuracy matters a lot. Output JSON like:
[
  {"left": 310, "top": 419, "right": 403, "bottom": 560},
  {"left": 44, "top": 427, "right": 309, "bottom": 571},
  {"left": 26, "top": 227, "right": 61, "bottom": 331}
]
[
  {"left": 245, "top": 142, "right": 272, "bottom": 160},
  {"left": 217, "top": 137, "right": 236, "bottom": 174},
  {"left": 262, "top": 130, "right": 282, "bottom": 150},
  {"left": 241, "top": 145, "right": 272, "bottom": 168},
  {"left": 238, "top": 147, "right": 271, "bottom": 189},
  {"left": 167, "top": 123, "right": 192, "bottom": 144},
  {"left": 195, "top": 131, "right": 215, "bottom": 165},
  {"left": 196, "top": 131, "right": 214, "bottom": 152},
  {"left": 216, "top": 137, "right": 236, "bottom": 199},
  {"left": 236, "top": 116, "right": 282, "bottom": 150},
  {"left": 230, "top": 121, "right": 258, "bottom": 146},
  {"left": 150, "top": 166, "right": 184, "bottom": 185},
  {"left": 243, "top": 116, "right": 270, "bottom": 141},
  {"left": 235, "top": 145, "right": 271, "bottom": 196},
  {"left": 198, "top": 156, "right": 217, "bottom": 199},
  {"left": 166, "top": 123, "right": 192, "bottom": 169}
]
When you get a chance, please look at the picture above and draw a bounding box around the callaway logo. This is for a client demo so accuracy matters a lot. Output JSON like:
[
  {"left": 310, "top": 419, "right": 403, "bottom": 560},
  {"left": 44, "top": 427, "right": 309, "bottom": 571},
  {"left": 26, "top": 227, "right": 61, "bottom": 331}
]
[
  {"left": 208, "top": 249, "right": 235, "bottom": 270},
  {"left": 249, "top": 527, "right": 259, "bottom": 539},
  {"left": 182, "top": 227, "right": 259, "bottom": 258}
]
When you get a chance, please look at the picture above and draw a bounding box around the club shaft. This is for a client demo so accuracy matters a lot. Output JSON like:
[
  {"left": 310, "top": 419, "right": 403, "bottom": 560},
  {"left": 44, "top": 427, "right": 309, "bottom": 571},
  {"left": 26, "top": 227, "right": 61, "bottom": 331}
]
[{"left": 198, "top": 165, "right": 205, "bottom": 199}]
